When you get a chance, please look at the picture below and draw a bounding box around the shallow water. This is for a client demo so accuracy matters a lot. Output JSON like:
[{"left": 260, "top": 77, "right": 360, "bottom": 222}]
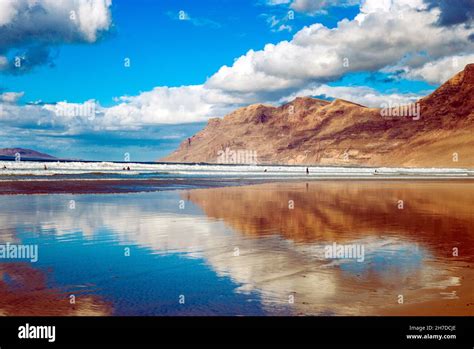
[{"left": 0, "top": 181, "right": 473, "bottom": 316}]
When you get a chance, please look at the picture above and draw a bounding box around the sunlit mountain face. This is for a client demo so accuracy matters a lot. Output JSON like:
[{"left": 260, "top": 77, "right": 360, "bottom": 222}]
[{"left": 1, "top": 181, "right": 472, "bottom": 316}]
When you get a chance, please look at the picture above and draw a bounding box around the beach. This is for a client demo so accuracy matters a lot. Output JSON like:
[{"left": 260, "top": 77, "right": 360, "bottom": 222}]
[
  {"left": 0, "top": 162, "right": 473, "bottom": 316},
  {"left": 0, "top": 160, "right": 473, "bottom": 195}
]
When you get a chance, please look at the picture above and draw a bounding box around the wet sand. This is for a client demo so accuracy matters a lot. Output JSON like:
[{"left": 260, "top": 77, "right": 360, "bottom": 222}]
[
  {"left": 1, "top": 177, "right": 473, "bottom": 195},
  {"left": 0, "top": 178, "right": 261, "bottom": 195},
  {"left": 379, "top": 264, "right": 474, "bottom": 316}
]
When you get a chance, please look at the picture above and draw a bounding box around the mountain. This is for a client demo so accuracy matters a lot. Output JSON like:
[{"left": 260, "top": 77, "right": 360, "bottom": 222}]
[
  {"left": 161, "top": 64, "right": 474, "bottom": 168},
  {"left": 0, "top": 148, "right": 57, "bottom": 161}
]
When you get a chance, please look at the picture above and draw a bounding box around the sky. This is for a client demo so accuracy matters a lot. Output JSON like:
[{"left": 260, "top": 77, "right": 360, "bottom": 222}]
[{"left": 0, "top": 0, "right": 473, "bottom": 161}]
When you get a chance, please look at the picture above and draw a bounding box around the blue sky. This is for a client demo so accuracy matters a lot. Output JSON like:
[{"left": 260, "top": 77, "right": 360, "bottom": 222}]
[
  {"left": 3, "top": 0, "right": 361, "bottom": 105},
  {"left": 0, "top": 0, "right": 473, "bottom": 161}
]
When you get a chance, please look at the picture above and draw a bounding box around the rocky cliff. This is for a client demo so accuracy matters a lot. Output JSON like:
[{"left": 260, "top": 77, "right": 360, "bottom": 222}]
[{"left": 162, "top": 64, "right": 474, "bottom": 168}]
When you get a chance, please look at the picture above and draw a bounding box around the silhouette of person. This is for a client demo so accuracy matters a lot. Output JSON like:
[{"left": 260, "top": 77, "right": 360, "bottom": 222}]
[
  {"left": 127, "top": 166, "right": 130, "bottom": 171},
  {"left": 44, "top": 164, "right": 48, "bottom": 170},
  {"left": 306, "top": 167, "right": 309, "bottom": 175},
  {"left": 188, "top": 138, "right": 191, "bottom": 146}
]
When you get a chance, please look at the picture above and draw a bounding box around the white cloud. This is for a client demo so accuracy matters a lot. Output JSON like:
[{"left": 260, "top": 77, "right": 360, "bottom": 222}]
[
  {"left": 403, "top": 54, "right": 474, "bottom": 84},
  {"left": 0, "top": 0, "right": 113, "bottom": 72},
  {"left": 103, "top": 85, "right": 247, "bottom": 126},
  {"left": 207, "top": 0, "right": 473, "bottom": 94},
  {"left": 0, "top": 92, "right": 24, "bottom": 104},
  {"left": 75, "top": 0, "right": 114, "bottom": 42},
  {"left": 37, "top": 0, "right": 472, "bottom": 127},
  {"left": 0, "top": 0, "right": 112, "bottom": 44},
  {"left": 1, "top": 0, "right": 472, "bottom": 130},
  {"left": 0, "top": 98, "right": 103, "bottom": 134},
  {"left": 0, "top": 0, "right": 18, "bottom": 26}
]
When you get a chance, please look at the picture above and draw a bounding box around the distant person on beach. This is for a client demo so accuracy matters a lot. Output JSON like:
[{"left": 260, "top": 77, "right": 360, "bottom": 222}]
[
  {"left": 44, "top": 164, "right": 48, "bottom": 170},
  {"left": 188, "top": 138, "right": 191, "bottom": 146},
  {"left": 127, "top": 166, "right": 130, "bottom": 171},
  {"left": 306, "top": 167, "right": 309, "bottom": 175},
  {"left": 3, "top": 165, "right": 6, "bottom": 170},
  {"left": 264, "top": 169, "right": 267, "bottom": 172}
]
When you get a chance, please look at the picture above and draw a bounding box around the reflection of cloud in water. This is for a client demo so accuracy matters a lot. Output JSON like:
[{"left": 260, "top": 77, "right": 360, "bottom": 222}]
[{"left": 0, "top": 181, "right": 473, "bottom": 315}]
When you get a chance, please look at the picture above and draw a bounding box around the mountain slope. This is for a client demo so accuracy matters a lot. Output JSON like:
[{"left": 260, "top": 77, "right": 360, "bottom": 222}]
[
  {"left": 0, "top": 148, "right": 57, "bottom": 160},
  {"left": 161, "top": 64, "right": 474, "bottom": 168}
]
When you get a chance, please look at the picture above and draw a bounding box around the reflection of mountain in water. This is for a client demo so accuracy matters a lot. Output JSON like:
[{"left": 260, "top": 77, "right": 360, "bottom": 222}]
[
  {"left": 183, "top": 181, "right": 474, "bottom": 314},
  {"left": 1, "top": 182, "right": 473, "bottom": 315},
  {"left": 185, "top": 181, "right": 474, "bottom": 257},
  {"left": 0, "top": 263, "right": 111, "bottom": 316}
]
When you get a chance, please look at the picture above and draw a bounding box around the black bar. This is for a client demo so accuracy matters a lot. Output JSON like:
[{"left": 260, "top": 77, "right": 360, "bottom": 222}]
[{"left": 0, "top": 316, "right": 472, "bottom": 347}]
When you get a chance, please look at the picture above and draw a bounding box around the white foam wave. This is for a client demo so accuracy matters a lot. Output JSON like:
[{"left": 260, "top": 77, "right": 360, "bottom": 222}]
[{"left": 0, "top": 160, "right": 472, "bottom": 178}]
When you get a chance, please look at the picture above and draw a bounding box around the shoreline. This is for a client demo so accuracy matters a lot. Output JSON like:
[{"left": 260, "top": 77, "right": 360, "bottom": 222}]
[
  {"left": 1, "top": 177, "right": 474, "bottom": 195},
  {"left": 2, "top": 157, "right": 473, "bottom": 170}
]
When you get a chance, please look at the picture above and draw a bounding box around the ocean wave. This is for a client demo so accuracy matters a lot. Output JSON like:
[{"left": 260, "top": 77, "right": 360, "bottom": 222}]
[{"left": 0, "top": 160, "right": 472, "bottom": 179}]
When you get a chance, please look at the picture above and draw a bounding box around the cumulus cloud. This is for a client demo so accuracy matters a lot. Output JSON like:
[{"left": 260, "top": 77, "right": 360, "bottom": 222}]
[
  {"left": 56, "top": 0, "right": 473, "bottom": 127},
  {"left": 207, "top": 0, "right": 473, "bottom": 95},
  {"left": 1, "top": 0, "right": 473, "bottom": 132},
  {"left": 0, "top": 100, "right": 101, "bottom": 132},
  {"left": 403, "top": 54, "right": 474, "bottom": 84},
  {"left": 103, "top": 85, "right": 247, "bottom": 126},
  {"left": 0, "top": 0, "right": 113, "bottom": 73}
]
